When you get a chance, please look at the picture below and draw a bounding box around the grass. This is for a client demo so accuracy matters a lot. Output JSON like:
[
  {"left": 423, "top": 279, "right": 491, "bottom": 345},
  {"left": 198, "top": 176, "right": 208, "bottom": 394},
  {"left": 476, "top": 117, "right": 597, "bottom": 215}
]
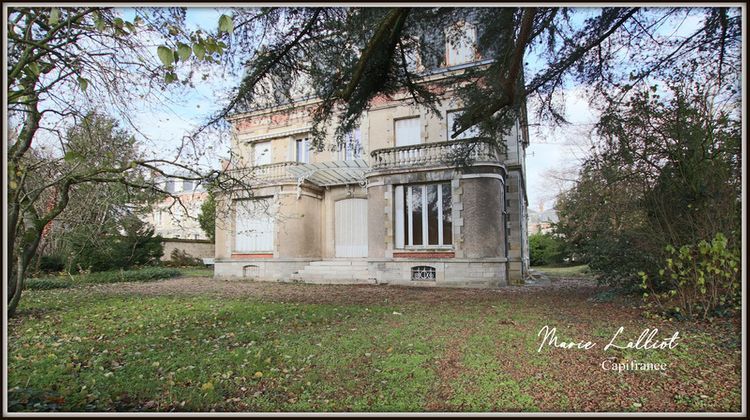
[
  {"left": 7, "top": 278, "right": 741, "bottom": 413},
  {"left": 25, "top": 266, "right": 210, "bottom": 291},
  {"left": 174, "top": 266, "right": 214, "bottom": 278},
  {"left": 532, "top": 264, "right": 591, "bottom": 278}
]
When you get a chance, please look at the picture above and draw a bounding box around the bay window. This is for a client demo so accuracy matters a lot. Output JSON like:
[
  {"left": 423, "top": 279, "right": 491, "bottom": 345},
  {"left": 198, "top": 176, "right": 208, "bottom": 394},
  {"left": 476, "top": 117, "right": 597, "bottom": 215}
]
[{"left": 395, "top": 182, "right": 452, "bottom": 248}]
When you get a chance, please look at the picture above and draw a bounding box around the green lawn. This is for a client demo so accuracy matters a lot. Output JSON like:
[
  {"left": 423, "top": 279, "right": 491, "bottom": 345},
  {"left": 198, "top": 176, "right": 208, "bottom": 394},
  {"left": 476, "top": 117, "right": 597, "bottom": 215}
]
[
  {"left": 7, "top": 278, "right": 741, "bottom": 412},
  {"left": 175, "top": 266, "right": 214, "bottom": 278},
  {"left": 532, "top": 264, "right": 591, "bottom": 278}
]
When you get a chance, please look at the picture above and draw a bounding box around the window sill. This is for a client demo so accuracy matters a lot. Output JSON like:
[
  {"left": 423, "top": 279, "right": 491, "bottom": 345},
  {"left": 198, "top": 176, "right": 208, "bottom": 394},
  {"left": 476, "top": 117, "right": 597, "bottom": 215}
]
[{"left": 232, "top": 253, "right": 274, "bottom": 259}]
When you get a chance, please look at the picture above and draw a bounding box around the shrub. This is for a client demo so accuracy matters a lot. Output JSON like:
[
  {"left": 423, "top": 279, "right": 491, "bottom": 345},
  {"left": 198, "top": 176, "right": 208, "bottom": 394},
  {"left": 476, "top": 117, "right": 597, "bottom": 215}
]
[
  {"left": 66, "top": 216, "right": 164, "bottom": 272},
  {"left": 25, "top": 277, "right": 73, "bottom": 290},
  {"left": 24, "top": 267, "right": 180, "bottom": 291},
  {"left": 529, "top": 232, "right": 567, "bottom": 266},
  {"left": 641, "top": 233, "right": 741, "bottom": 319},
  {"left": 585, "top": 232, "right": 660, "bottom": 291},
  {"left": 165, "top": 249, "right": 204, "bottom": 267},
  {"left": 38, "top": 255, "right": 66, "bottom": 273}
]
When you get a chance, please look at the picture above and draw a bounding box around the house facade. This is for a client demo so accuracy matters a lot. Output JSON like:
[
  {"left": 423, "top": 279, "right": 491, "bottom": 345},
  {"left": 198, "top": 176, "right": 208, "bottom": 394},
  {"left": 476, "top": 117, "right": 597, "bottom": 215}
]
[
  {"left": 214, "top": 26, "right": 530, "bottom": 287},
  {"left": 528, "top": 204, "right": 558, "bottom": 235},
  {"left": 145, "top": 176, "right": 209, "bottom": 241}
]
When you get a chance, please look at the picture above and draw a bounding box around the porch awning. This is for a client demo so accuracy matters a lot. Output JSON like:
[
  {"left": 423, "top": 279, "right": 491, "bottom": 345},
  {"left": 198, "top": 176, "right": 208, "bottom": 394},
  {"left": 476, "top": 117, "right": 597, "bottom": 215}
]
[{"left": 287, "top": 159, "right": 368, "bottom": 187}]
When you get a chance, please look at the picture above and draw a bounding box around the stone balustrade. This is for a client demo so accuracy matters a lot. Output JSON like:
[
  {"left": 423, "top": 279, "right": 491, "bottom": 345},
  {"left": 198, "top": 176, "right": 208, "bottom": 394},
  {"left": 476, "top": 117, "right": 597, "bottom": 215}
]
[
  {"left": 226, "top": 161, "right": 302, "bottom": 183},
  {"left": 370, "top": 138, "right": 502, "bottom": 170}
]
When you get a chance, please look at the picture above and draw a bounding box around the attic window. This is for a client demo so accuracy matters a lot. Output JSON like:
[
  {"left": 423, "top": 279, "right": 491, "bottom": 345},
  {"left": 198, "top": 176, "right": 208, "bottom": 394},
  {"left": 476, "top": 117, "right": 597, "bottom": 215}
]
[
  {"left": 411, "top": 266, "right": 436, "bottom": 281},
  {"left": 446, "top": 21, "right": 477, "bottom": 66}
]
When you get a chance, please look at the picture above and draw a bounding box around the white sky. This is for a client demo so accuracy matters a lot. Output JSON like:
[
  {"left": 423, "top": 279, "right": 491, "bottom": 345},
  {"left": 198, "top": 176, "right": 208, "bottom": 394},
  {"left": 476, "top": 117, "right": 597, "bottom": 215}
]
[{"left": 112, "top": 7, "right": 711, "bottom": 212}]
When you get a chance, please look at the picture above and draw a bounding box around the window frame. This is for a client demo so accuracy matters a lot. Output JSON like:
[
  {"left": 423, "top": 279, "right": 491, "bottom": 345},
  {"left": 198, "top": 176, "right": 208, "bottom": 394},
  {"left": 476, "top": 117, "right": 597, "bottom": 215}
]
[
  {"left": 446, "top": 109, "right": 480, "bottom": 140},
  {"left": 394, "top": 116, "right": 421, "bottom": 147},
  {"left": 338, "top": 128, "right": 362, "bottom": 161},
  {"left": 295, "top": 138, "right": 310, "bottom": 163},
  {"left": 395, "top": 182, "right": 453, "bottom": 250},
  {"left": 445, "top": 21, "right": 477, "bottom": 66},
  {"left": 253, "top": 141, "right": 272, "bottom": 166}
]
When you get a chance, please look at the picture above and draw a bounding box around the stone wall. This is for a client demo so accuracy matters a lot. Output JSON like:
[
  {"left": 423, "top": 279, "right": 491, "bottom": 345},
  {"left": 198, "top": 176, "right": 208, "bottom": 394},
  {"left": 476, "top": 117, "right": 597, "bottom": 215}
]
[
  {"left": 368, "top": 259, "right": 507, "bottom": 287},
  {"left": 161, "top": 238, "right": 215, "bottom": 262}
]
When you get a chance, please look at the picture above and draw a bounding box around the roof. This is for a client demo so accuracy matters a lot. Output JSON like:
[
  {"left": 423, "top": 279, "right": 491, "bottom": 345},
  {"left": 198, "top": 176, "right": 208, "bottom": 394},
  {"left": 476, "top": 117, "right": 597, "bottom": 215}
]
[
  {"left": 528, "top": 209, "right": 559, "bottom": 224},
  {"left": 287, "top": 159, "right": 368, "bottom": 187}
]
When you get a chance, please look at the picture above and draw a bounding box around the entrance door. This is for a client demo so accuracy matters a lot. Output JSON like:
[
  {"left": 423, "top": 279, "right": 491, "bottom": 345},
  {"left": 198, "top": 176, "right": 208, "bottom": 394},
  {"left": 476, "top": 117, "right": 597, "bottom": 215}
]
[{"left": 335, "top": 198, "right": 368, "bottom": 257}]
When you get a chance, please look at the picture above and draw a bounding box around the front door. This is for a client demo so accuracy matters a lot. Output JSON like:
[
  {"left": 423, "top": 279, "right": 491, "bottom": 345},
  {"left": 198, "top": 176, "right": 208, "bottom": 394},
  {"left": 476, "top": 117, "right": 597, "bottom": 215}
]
[{"left": 335, "top": 198, "right": 368, "bottom": 258}]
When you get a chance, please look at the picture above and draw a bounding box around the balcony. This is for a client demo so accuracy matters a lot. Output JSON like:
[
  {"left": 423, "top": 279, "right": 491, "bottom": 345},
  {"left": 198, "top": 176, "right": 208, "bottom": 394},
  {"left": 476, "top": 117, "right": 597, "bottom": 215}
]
[
  {"left": 369, "top": 138, "right": 502, "bottom": 170},
  {"left": 222, "top": 139, "right": 503, "bottom": 188},
  {"left": 226, "top": 161, "right": 303, "bottom": 184}
]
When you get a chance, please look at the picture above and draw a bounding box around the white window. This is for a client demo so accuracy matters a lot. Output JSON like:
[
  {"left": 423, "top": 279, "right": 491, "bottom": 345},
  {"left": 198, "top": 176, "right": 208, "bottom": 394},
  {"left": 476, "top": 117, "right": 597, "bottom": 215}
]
[
  {"left": 395, "top": 117, "right": 421, "bottom": 147},
  {"left": 235, "top": 198, "right": 275, "bottom": 252},
  {"left": 338, "top": 128, "right": 362, "bottom": 160},
  {"left": 394, "top": 183, "right": 452, "bottom": 248},
  {"left": 446, "top": 22, "right": 477, "bottom": 66},
  {"left": 296, "top": 138, "right": 310, "bottom": 163},
  {"left": 253, "top": 141, "right": 272, "bottom": 166},
  {"left": 447, "top": 110, "right": 480, "bottom": 140}
]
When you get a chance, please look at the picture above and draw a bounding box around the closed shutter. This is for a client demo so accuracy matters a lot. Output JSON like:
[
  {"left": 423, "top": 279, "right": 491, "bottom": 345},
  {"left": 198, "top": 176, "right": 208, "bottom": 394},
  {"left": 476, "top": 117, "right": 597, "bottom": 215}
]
[
  {"left": 335, "top": 198, "right": 368, "bottom": 257},
  {"left": 446, "top": 22, "right": 476, "bottom": 66},
  {"left": 254, "top": 141, "right": 272, "bottom": 166},
  {"left": 395, "top": 117, "right": 421, "bottom": 147},
  {"left": 235, "top": 199, "right": 274, "bottom": 252}
]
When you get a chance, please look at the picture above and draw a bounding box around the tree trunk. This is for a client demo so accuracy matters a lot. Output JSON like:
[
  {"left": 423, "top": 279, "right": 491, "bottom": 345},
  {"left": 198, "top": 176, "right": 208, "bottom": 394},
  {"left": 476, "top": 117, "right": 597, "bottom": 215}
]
[
  {"left": 7, "top": 259, "right": 26, "bottom": 318},
  {"left": 7, "top": 222, "right": 43, "bottom": 318}
]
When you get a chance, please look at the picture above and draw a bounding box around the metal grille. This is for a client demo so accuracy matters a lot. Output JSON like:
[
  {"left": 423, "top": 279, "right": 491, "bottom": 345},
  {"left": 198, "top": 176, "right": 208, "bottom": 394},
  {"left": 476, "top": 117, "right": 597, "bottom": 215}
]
[{"left": 411, "top": 266, "right": 436, "bottom": 281}]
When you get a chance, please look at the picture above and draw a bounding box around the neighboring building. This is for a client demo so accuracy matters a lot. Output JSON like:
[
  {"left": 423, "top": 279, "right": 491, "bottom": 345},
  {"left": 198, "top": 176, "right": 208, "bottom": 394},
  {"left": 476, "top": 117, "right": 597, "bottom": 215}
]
[
  {"left": 528, "top": 204, "right": 559, "bottom": 235},
  {"left": 145, "top": 176, "right": 209, "bottom": 240},
  {"left": 214, "top": 22, "right": 530, "bottom": 286}
]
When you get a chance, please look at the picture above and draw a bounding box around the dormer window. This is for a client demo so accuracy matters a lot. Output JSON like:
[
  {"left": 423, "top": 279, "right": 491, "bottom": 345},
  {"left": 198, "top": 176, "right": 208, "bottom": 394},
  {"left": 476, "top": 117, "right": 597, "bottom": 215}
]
[{"left": 446, "top": 22, "right": 477, "bottom": 66}]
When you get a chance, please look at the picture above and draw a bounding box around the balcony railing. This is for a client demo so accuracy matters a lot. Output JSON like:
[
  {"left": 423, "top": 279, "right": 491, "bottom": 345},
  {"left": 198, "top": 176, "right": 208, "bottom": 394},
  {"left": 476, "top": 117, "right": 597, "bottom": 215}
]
[
  {"left": 227, "top": 161, "right": 302, "bottom": 183},
  {"left": 369, "top": 138, "right": 502, "bottom": 170}
]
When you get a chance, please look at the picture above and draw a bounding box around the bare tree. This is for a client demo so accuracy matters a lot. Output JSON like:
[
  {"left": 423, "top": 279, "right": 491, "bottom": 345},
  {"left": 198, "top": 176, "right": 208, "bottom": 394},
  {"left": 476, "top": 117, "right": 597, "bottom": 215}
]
[{"left": 5, "top": 7, "right": 254, "bottom": 317}]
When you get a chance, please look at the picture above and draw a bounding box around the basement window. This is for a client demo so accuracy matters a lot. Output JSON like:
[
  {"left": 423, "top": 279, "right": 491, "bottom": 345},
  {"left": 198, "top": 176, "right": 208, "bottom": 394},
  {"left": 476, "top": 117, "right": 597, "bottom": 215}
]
[{"left": 411, "top": 266, "right": 436, "bottom": 281}]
